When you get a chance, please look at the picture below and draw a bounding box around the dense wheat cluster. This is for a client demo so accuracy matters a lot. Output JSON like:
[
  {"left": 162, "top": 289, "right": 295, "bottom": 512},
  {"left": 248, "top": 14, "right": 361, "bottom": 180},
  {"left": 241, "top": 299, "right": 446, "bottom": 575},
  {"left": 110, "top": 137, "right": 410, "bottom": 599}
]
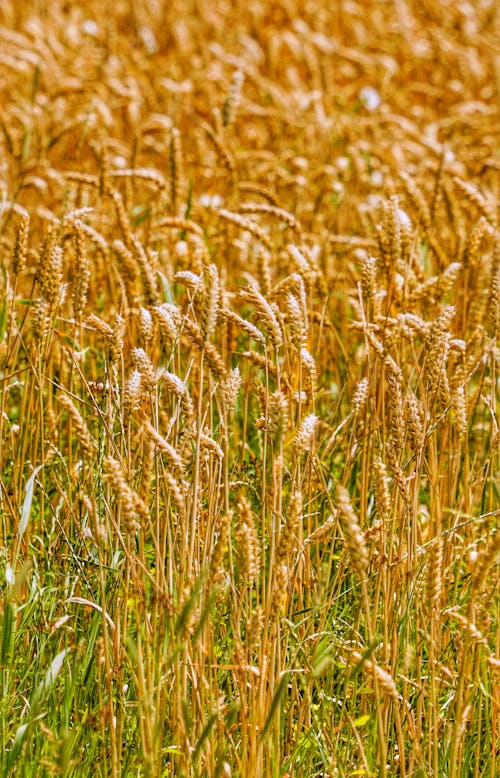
[{"left": 0, "top": 1, "right": 498, "bottom": 776}]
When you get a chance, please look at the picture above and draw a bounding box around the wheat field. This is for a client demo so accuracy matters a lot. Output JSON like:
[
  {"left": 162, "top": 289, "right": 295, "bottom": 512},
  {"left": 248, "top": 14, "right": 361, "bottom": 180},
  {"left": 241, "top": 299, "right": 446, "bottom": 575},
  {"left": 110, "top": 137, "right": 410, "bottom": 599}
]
[{"left": 0, "top": 1, "right": 498, "bottom": 776}]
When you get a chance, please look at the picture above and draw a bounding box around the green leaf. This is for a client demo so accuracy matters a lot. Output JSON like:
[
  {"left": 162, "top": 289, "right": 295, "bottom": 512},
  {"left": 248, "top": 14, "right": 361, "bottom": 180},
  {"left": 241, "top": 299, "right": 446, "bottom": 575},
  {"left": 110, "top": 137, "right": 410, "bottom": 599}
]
[
  {"left": 44, "top": 648, "right": 68, "bottom": 691},
  {"left": 192, "top": 712, "right": 217, "bottom": 763},
  {"left": 0, "top": 297, "right": 7, "bottom": 339},
  {"left": 183, "top": 178, "right": 193, "bottom": 223},
  {"left": 158, "top": 271, "right": 175, "bottom": 305},
  {"left": 1, "top": 602, "right": 14, "bottom": 664},
  {"left": 32, "top": 648, "right": 69, "bottom": 708},
  {"left": 18, "top": 465, "right": 43, "bottom": 539},
  {"left": 354, "top": 714, "right": 370, "bottom": 727},
  {"left": 260, "top": 671, "right": 290, "bottom": 738},
  {"left": 132, "top": 205, "right": 150, "bottom": 227},
  {"left": 349, "top": 635, "right": 383, "bottom": 679},
  {"left": 7, "top": 714, "right": 46, "bottom": 773},
  {"left": 7, "top": 723, "right": 30, "bottom": 770}
]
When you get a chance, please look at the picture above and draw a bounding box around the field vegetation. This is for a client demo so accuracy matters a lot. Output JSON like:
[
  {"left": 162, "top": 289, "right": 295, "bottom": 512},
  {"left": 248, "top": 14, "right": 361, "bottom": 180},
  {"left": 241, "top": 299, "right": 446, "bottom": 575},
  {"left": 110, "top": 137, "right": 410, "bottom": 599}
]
[{"left": 0, "top": 0, "right": 498, "bottom": 775}]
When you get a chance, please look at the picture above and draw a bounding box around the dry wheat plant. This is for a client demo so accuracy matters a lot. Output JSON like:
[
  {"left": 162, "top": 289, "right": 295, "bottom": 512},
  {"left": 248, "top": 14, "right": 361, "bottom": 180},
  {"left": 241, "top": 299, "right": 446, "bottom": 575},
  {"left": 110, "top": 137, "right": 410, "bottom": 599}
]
[{"left": 0, "top": 0, "right": 498, "bottom": 776}]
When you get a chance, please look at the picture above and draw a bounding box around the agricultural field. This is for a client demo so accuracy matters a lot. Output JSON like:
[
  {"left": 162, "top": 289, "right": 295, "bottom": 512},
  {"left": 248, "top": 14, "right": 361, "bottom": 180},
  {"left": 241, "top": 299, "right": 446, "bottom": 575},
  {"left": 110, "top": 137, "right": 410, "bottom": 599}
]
[{"left": 0, "top": 0, "right": 498, "bottom": 776}]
